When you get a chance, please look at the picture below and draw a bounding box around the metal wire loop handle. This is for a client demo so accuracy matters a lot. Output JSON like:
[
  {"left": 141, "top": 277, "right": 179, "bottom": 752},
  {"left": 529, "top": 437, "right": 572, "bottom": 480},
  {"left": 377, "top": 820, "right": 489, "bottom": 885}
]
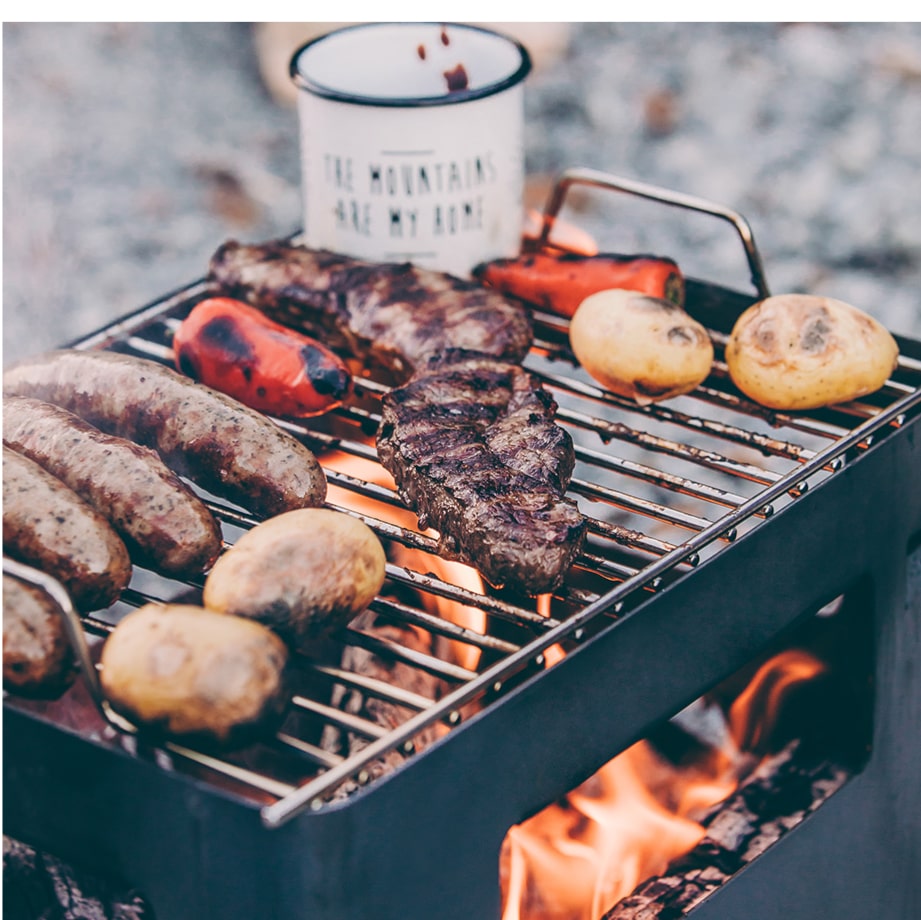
[{"left": 534, "top": 166, "right": 771, "bottom": 301}]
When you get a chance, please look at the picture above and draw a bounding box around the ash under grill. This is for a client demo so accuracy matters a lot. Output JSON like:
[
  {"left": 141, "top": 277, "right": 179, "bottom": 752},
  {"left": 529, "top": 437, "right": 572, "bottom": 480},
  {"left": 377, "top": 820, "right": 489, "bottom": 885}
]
[{"left": 5, "top": 173, "right": 921, "bottom": 920}]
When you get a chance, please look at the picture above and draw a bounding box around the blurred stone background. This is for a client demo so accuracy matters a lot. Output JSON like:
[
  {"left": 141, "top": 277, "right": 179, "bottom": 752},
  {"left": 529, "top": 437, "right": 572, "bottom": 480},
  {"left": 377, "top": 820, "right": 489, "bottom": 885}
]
[{"left": 4, "top": 21, "right": 921, "bottom": 366}]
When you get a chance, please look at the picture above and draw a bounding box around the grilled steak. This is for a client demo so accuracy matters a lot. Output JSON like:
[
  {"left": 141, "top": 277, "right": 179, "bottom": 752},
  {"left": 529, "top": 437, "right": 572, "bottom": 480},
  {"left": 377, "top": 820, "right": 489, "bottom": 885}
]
[
  {"left": 3, "top": 349, "right": 327, "bottom": 518},
  {"left": 377, "top": 350, "right": 586, "bottom": 594},
  {"left": 208, "top": 239, "right": 534, "bottom": 382}
]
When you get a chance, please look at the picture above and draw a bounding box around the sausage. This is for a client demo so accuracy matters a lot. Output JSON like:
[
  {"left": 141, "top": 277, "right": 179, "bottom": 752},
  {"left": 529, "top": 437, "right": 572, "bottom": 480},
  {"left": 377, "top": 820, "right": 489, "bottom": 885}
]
[
  {"left": 3, "top": 349, "right": 327, "bottom": 518},
  {"left": 174, "top": 297, "right": 352, "bottom": 417},
  {"left": 3, "top": 447, "right": 132, "bottom": 610},
  {"left": 3, "top": 396, "right": 223, "bottom": 577},
  {"left": 3, "top": 572, "right": 76, "bottom": 698}
]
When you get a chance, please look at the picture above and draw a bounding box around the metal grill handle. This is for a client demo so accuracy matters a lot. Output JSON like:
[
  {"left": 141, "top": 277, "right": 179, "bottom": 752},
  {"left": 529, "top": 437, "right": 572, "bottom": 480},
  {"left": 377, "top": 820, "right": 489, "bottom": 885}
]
[{"left": 534, "top": 166, "right": 771, "bottom": 300}]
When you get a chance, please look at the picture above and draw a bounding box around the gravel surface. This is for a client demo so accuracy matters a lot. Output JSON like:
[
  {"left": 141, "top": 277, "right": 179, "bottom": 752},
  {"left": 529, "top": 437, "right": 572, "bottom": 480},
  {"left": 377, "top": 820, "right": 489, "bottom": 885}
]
[{"left": 4, "top": 21, "right": 921, "bottom": 365}]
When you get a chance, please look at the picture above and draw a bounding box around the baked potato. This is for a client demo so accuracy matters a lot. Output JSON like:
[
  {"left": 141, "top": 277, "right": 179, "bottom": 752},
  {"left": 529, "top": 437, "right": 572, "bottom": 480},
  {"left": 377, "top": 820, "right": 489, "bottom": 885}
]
[
  {"left": 568, "top": 289, "right": 714, "bottom": 404},
  {"left": 725, "top": 294, "right": 899, "bottom": 410},
  {"left": 99, "top": 603, "right": 288, "bottom": 745},
  {"left": 203, "top": 508, "right": 387, "bottom": 645}
]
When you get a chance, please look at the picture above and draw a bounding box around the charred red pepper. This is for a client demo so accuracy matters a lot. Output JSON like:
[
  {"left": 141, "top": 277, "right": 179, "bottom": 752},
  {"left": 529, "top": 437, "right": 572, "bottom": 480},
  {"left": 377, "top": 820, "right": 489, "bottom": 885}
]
[
  {"left": 473, "top": 251, "right": 685, "bottom": 317},
  {"left": 174, "top": 297, "right": 352, "bottom": 417}
]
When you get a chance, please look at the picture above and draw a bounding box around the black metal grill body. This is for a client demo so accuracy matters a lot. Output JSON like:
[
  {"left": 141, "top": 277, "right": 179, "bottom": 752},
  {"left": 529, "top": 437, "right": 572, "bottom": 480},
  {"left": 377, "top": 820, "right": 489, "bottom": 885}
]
[{"left": 5, "top": 273, "right": 920, "bottom": 919}]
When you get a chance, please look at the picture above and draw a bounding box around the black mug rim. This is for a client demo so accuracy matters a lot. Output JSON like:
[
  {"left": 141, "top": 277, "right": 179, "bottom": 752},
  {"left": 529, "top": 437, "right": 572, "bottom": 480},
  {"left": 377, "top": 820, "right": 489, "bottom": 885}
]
[{"left": 289, "top": 21, "right": 532, "bottom": 108}]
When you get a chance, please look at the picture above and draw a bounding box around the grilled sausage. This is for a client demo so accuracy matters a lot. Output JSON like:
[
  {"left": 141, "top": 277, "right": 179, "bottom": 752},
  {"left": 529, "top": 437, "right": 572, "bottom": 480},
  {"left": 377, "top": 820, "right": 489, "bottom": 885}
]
[
  {"left": 3, "top": 447, "right": 132, "bottom": 610},
  {"left": 3, "top": 572, "right": 76, "bottom": 698},
  {"left": 3, "top": 396, "right": 223, "bottom": 577},
  {"left": 3, "top": 350, "right": 327, "bottom": 518}
]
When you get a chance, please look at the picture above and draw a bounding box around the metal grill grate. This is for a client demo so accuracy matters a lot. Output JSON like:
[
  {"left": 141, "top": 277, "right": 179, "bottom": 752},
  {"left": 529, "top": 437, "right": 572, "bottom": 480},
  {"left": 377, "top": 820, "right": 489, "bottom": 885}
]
[{"left": 5, "top": 172, "right": 921, "bottom": 831}]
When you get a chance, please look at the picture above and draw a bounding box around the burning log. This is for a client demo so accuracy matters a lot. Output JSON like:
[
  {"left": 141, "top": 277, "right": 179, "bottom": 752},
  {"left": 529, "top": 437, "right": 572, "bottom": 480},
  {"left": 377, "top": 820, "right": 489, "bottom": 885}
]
[{"left": 602, "top": 741, "right": 849, "bottom": 919}]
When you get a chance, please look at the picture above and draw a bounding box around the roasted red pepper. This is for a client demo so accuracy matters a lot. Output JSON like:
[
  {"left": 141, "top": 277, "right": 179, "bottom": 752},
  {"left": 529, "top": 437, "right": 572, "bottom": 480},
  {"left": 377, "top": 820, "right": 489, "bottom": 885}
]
[
  {"left": 174, "top": 297, "right": 352, "bottom": 417},
  {"left": 473, "top": 251, "right": 685, "bottom": 317}
]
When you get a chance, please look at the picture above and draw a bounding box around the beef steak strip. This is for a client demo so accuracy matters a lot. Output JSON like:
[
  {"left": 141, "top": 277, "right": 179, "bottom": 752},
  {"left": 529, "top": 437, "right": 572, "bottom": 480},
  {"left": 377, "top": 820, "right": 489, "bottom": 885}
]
[
  {"left": 377, "top": 350, "right": 586, "bottom": 595},
  {"left": 209, "top": 239, "right": 534, "bottom": 382}
]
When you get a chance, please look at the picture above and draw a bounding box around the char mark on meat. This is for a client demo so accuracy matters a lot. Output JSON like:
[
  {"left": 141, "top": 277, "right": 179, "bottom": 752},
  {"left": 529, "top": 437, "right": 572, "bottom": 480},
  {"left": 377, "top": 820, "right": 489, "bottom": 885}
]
[
  {"left": 377, "top": 350, "right": 586, "bottom": 595},
  {"left": 209, "top": 240, "right": 533, "bottom": 383}
]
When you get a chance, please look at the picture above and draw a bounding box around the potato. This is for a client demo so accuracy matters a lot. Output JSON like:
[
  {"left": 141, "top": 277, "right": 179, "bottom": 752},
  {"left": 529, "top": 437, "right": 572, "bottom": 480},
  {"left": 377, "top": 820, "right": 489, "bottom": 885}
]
[
  {"left": 99, "top": 603, "right": 288, "bottom": 745},
  {"left": 568, "top": 289, "right": 714, "bottom": 404},
  {"left": 725, "top": 294, "right": 899, "bottom": 410},
  {"left": 203, "top": 508, "right": 386, "bottom": 644}
]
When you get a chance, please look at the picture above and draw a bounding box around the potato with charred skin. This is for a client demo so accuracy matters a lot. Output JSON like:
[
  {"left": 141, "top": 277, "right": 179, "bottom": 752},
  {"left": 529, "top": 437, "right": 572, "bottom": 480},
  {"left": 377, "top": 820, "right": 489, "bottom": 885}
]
[
  {"left": 99, "top": 603, "right": 289, "bottom": 746},
  {"left": 203, "top": 508, "right": 387, "bottom": 646},
  {"left": 569, "top": 289, "right": 714, "bottom": 404},
  {"left": 725, "top": 294, "right": 899, "bottom": 410}
]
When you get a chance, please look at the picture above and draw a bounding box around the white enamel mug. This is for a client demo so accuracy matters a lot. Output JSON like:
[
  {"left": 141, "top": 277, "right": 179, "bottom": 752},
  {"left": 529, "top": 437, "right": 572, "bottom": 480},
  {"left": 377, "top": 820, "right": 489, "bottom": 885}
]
[{"left": 290, "top": 22, "right": 532, "bottom": 278}]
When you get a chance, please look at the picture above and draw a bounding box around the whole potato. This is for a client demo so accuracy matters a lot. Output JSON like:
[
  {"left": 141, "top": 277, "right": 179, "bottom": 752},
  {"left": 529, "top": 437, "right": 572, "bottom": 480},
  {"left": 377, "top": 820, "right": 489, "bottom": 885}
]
[
  {"left": 203, "top": 508, "right": 386, "bottom": 644},
  {"left": 99, "top": 603, "right": 288, "bottom": 745},
  {"left": 569, "top": 289, "right": 714, "bottom": 404},
  {"left": 725, "top": 294, "right": 899, "bottom": 410}
]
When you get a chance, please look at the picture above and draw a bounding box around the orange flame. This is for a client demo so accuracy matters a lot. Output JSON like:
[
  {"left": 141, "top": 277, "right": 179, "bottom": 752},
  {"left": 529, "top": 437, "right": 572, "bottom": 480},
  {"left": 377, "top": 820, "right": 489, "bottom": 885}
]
[{"left": 500, "top": 649, "right": 827, "bottom": 919}]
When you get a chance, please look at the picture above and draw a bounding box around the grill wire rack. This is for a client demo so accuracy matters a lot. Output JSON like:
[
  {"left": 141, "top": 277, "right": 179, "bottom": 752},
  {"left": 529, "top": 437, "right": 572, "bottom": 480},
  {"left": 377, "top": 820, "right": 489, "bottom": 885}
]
[{"left": 5, "top": 169, "right": 921, "bottom": 831}]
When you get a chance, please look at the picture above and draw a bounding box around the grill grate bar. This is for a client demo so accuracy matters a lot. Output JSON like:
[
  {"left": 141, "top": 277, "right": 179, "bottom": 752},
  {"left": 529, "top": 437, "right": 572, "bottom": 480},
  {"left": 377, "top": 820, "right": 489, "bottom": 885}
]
[
  {"left": 274, "top": 733, "right": 344, "bottom": 769},
  {"left": 691, "top": 384, "right": 851, "bottom": 441},
  {"left": 569, "top": 476, "right": 721, "bottom": 535},
  {"left": 532, "top": 362, "right": 820, "bottom": 464},
  {"left": 163, "top": 743, "right": 296, "bottom": 798},
  {"left": 382, "top": 566, "right": 561, "bottom": 629},
  {"left": 289, "top": 696, "right": 390, "bottom": 740},
  {"left": 573, "top": 443, "right": 750, "bottom": 510},
  {"left": 341, "top": 627, "right": 478, "bottom": 684},
  {"left": 584, "top": 517, "right": 695, "bottom": 563},
  {"left": 560, "top": 406, "right": 782, "bottom": 486},
  {"left": 307, "top": 663, "right": 436, "bottom": 712},
  {"left": 369, "top": 597, "right": 521, "bottom": 655}
]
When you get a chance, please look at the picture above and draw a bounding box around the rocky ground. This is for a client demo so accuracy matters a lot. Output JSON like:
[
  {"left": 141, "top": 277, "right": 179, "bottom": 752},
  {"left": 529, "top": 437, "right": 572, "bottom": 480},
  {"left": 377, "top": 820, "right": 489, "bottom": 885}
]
[{"left": 4, "top": 22, "right": 921, "bottom": 366}]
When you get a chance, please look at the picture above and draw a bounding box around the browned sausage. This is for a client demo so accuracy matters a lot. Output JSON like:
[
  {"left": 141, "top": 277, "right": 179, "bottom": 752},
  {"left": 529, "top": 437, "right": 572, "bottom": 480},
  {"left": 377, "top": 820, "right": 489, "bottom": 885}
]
[
  {"left": 3, "top": 396, "right": 223, "bottom": 577},
  {"left": 3, "top": 350, "right": 327, "bottom": 518},
  {"left": 3, "top": 572, "right": 76, "bottom": 698},
  {"left": 3, "top": 447, "right": 132, "bottom": 610}
]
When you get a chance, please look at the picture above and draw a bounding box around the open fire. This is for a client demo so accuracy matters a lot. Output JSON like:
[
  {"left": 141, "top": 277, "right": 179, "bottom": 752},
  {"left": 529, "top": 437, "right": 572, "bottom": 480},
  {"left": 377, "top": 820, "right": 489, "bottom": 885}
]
[{"left": 499, "top": 649, "right": 828, "bottom": 920}]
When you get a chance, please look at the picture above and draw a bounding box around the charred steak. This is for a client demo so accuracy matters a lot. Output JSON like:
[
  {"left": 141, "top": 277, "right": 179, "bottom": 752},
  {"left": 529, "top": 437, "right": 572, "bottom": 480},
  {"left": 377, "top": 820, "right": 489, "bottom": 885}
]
[
  {"left": 209, "top": 239, "right": 533, "bottom": 382},
  {"left": 377, "top": 350, "right": 586, "bottom": 594}
]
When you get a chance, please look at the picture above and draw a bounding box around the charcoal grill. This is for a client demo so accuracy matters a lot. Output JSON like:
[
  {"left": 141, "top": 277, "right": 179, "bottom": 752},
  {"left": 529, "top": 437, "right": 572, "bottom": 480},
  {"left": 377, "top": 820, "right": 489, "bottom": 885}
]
[{"left": 4, "top": 169, "right": 921, "bottom": 920}]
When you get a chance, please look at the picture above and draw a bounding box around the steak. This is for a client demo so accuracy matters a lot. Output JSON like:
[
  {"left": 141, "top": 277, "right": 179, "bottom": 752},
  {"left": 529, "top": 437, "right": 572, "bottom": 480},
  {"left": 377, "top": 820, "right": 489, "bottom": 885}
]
[
  {"left": 377, "top": 350, "right": 586, "bottom": 595},
  {"left": 208, "top": 239, "right": 534, "bottom": 382}
]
